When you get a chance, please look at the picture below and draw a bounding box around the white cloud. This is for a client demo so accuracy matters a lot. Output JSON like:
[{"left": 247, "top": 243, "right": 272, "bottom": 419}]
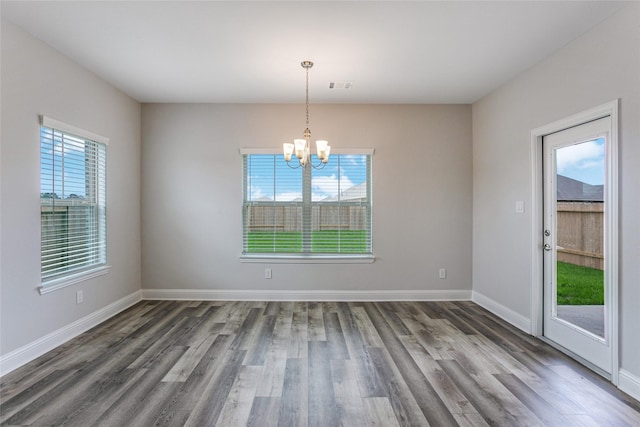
[
  {"left": 250, "top": 185, "right": 301, "bottom": 201},
  {"left": 276, "top": 191, "right": 302, "bottom": 201},
  {"left": 312, "top": 174, "right": 354, "bottom": 200},
  {"left": 343, "top": 155, "right": 366, "bottom": 166},
  {"left": 556, "top": 140, "right": 604, "bottom": 173},
  {"left": 249, "top": 186, "right": 266, "bottom": 200}
]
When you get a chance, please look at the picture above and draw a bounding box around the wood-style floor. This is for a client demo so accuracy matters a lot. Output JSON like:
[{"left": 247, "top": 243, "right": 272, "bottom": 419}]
[{"left": 1, "top": 300, "right": 639, "bottom": 426}]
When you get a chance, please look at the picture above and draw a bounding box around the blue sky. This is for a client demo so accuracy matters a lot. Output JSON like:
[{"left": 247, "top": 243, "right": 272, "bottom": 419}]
[
  {"left": 247, "top": 154, "right": 367, "bottom": 202},
  {"left": 556, "top": 137, "right": 605, "bottom": 185}
]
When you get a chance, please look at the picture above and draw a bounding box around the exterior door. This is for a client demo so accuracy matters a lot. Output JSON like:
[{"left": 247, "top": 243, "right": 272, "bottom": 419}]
[{"left": 542, "top": 116, "right": 612, "bottom": 374}]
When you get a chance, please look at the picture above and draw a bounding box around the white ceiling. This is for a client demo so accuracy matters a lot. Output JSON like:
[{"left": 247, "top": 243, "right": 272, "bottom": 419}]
[{"left": 1, "top": 1, "right": 628, "bottom": 104}]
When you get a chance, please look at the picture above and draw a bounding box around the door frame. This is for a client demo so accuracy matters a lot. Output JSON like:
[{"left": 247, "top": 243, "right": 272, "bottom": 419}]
[{"left": 529, "top": 100, "right": 619, "bottom": 384}]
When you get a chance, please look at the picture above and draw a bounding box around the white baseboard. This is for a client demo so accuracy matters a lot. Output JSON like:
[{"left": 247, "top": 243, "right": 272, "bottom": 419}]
[
  {"left": 0, "top": 290, "right": 142, "bottom": 377},
  {"left": 471, "top": 290, "right": 531, "bottom": 333},
  {"left": 141, "top": 288, "right": 472, "bottom": 302},
  {"left": 619, "top": 369, "right": 640, "bottom": 401}
]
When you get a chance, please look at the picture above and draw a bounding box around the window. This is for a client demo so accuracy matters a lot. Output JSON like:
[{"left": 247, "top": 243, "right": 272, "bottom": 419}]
[
  {"left": 40, "top": 117, "right": 107, "bottom": 288},
  {"left": 242, "top": 150, "right": 373, "bottom": 259}
]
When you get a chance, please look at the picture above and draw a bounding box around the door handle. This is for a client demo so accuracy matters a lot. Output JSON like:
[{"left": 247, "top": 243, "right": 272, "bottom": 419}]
[{"left": 544, "top": 244, "right": 552, "bottom": 251}]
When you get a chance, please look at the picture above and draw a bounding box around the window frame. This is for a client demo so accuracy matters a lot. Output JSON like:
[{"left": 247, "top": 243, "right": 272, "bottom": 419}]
[
  {"left": 38, "top": 116, "right": 110, "bottom": 294},
  {"left": 240, "top": 148, "right": 374, "bottom": 263}
]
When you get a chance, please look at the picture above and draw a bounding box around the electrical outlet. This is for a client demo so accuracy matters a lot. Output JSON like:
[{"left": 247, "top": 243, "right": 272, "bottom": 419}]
[
  {"left": 264, "top": 268, "right": 272, "bottom": 279},
  {"left": 76, "top": 290, "right": 84, "bottom": 304},
  {"left": 439, "top": 268, "right": 447, "bottom": 279}
]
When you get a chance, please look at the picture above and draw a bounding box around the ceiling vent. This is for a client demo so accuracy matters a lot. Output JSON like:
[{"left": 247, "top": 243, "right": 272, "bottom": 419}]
[{"left": 329, "top": 81, "right": 353, "bottom": 89}]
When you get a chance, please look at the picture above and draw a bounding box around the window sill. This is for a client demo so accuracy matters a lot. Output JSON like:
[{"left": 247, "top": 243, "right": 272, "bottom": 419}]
[
  {"left": 239, "top": 254, "right": 375, "bottom": 264},
  {"left": 38, "top": 265, "right": 111, "bottom": 295}
]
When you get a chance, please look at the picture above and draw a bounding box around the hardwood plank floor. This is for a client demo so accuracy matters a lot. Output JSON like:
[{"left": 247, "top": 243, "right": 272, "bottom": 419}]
[{"left": 2, "top": 300, "right": 640, "bottom": 426}]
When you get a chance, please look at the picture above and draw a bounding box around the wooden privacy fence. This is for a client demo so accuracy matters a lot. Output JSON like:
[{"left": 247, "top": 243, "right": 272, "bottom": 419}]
[
  {"left": 247, "top": 205, "right": 368, "bottom": 231},
  {"left": 556, "top": 201, "right": 603, "bottom": 270}
]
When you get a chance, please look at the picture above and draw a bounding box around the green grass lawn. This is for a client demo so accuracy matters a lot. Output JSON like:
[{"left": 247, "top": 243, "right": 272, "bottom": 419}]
[
  {"left": 556, "top": 261, "right": 604, "bottom": 305},
  {"left": 248, "top": 230, "right": 368, "bottom": 253}
]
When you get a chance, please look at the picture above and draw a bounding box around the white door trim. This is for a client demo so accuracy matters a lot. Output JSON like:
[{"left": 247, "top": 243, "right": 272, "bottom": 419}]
[{"left": 529, "top": 99, "right": 619, "bottom": 384}]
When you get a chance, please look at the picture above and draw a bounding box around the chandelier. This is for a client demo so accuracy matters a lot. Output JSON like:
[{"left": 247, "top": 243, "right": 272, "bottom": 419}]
[{"left": 283, "top": 60, "right": 330, "bottom": 169}]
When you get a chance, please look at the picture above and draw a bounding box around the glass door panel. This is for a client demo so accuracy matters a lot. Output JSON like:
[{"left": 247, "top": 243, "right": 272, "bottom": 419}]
[{"left": 554, "top": 140, "right": 605, "bottom": 338}]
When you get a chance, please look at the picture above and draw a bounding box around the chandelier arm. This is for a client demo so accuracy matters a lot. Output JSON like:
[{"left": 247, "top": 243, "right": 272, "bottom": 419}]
[
  {"left": 311, "top": 160, "right": 327, "bottom": 170},
  {"left": 285, "top": 159, "right": 303, "bottom": 169},
  {"left": 285, "top": 155, "right": 324, "bottom": 169}
]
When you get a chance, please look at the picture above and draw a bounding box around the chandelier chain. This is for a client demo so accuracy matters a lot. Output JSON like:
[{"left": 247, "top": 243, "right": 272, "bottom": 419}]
[{"left": 305, "top": 65, "right": 309, "bottom": 132}]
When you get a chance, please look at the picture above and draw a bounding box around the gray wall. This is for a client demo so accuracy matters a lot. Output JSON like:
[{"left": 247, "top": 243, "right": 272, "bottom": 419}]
[
  {"left": 472, "top": 4, "right": 640, "bottom": 379},
  {"left": 4, "top": 1, "right": 636, "bottom": 387},
  {"left": 0, "top": 21, "right": 142, "bottom": 355},
  {"left": 141, "top": 104, "right": 472, "bottom": 294}
]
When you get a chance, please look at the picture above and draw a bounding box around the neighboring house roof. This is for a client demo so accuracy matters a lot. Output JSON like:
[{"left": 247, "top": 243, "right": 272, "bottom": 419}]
[
  {"left": 320, "top": 182, "right": 367, "bottom": 202},
  {"left": 252, "top": 182, "right": 366, "bottom": 203},
  {"left": 557, "top": 175, "right": 603, "bottom": 202},
  {"left": 253, "top": 196, "right": 303, "bottom": 202}
]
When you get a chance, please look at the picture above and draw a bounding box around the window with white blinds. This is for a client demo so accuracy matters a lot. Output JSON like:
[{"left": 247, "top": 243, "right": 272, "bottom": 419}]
[
  {"left": 242, "top": 150, "right": 372, "bottom": 258},
  {"left": 40, "top": 119, "right": 107, "bottom": 284}
]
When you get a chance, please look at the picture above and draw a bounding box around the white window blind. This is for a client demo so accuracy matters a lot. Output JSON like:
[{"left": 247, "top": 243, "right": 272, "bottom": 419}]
[
  {"left": 242, "top": 151, "right": 372, "bottom": 257},
  {"left": 40, "top": 120, "right": 107, "bottom": 283}
]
